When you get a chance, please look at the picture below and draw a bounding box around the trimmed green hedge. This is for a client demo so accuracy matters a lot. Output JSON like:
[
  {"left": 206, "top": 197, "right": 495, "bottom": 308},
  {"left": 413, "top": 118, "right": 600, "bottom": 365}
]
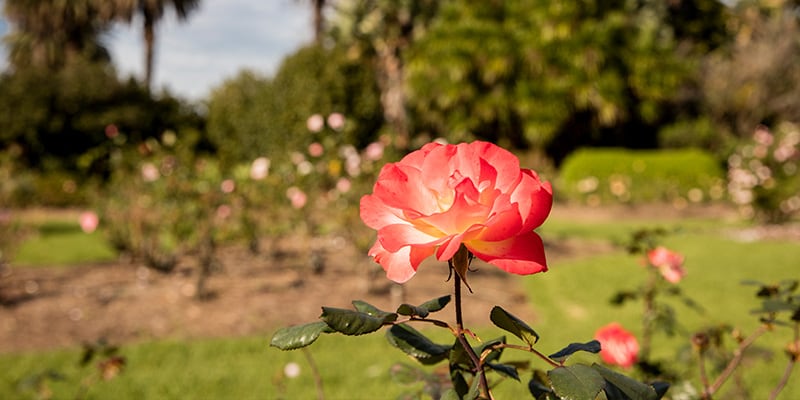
[{"left": 558, "top": 148, "right": 725, "bottom": 205}]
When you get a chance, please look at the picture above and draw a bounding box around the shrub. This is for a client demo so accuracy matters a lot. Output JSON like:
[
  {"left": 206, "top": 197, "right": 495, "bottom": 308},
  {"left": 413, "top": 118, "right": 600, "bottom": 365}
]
[
  {"left": 558, "top": 148, "right": 725, "bottom": 206},
  {"left": 727, "top": 123, "right": 800, "bottom": 223}
]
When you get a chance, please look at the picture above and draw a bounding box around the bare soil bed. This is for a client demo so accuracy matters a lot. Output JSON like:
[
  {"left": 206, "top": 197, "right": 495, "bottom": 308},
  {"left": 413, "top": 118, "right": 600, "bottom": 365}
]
[{"left": 4, "top": 203, "right": 791, "bottom": 354}]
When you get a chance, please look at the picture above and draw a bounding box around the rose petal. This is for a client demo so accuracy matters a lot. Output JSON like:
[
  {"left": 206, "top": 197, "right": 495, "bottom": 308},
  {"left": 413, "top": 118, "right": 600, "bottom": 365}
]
[{"left": 467, "top": 231, "right": 547, "bottom": 275}]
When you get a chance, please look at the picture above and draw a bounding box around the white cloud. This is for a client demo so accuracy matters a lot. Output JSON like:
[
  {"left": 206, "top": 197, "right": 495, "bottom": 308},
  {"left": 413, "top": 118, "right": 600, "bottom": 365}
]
[{"left": 108, "top": 0, "right": 313, "bottom": 100}]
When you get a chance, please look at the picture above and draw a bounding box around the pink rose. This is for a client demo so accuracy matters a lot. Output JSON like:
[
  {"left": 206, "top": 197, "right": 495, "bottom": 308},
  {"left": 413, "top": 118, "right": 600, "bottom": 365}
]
[
  {"left": 359, "top": 141, "right": 553, "bottom": 283},
  {"left": 308, "top": 142, "right": 324, "bottom": 157},
  {"left": 306, "top": 114, "right": 324, "bottom": 132},
  {"left": 327, "top": 113, "right": 345, "bottom": 131},
  {"left": 647, "top": 246, "right": 686, "bottom": 284},
  {"left": 79, "top": 211, "right": 99, "bottom": 233},
  {"left": 595, "top": 323, "right": 639, "bottom": 368},
  {"left": 286, "top": 187, "right": 307, "bottom": 209}
]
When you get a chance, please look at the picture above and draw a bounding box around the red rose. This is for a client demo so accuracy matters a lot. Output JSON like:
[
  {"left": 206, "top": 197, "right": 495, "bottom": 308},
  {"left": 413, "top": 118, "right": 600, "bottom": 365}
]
[
  {"left": 359, "top": 141, "right": 553, "bottom": 283},
  {"left": 595, "top": 323, "right": 639, "bottom": 368},
  {"left": 647, "top": 246, "right": 686, "bottom": 284}
]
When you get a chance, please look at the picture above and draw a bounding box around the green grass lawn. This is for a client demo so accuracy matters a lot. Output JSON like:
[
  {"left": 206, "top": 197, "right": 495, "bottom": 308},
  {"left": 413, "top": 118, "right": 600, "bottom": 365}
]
[
  {"left": 2, "top": 209, "right": 798, "bottom": 399},
  {"left": 12, "top": 220, "right": 116, "bottom": 266}
]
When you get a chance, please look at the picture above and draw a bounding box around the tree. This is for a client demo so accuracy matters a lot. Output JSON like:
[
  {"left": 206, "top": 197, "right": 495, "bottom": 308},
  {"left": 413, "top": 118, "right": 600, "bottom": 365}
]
[
  {"left": 405, "top": 0, "right": 721, "bottom": 163},
  {"left": 2, "top": 0, "right": 116, "bottom": 70},
  {"left": 330, "top": 0, "right": 442, "bottom": 149},
  {"left": 112, "top": 0, "right": 200, "bottom": 89},
  {"left": 702, "top": 0, "right": 800, "bottom": 138}
]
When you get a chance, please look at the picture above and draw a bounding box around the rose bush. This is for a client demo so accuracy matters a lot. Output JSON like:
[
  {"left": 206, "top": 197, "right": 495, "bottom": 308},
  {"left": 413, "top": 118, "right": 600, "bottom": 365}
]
[
  {"left": 360, "top": 141, "right": 553, "bottom": 282},
  {"left": 595, "top": 322, "right": 640, "bottom": 369}
]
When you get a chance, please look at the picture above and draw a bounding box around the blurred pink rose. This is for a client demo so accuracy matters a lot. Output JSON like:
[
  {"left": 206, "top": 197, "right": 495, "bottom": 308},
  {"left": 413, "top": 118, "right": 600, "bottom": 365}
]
[
  {"left": 327, "top": 113, "right": 345, "bottom": 131},
  {"left": 79, "top": 212, "right": 99, "bottom": 233},
  {"left": 286, "top": 187, "right": 307, "bottom": 209},
  {"left": 647, "top": 246, "right": 686, "bottom": 284},
  {"left": 595, "top": 323, "right": 639, "bottom": 368},
  {"left": 220, "top": 179, "right": 236, "bottom": 193},
  {"left": 308, "top": 142, "right": 324, "bottom": 157},
  {"left": 360, "top": 141, "right": 552, "bottom": 283},
  {"left": 364, "top": 142, "right": 385, "bottom": 161},
  {"left": 141, "top": 163, "right": 159, "bottom": 182},
  {"left": 307, "top": 114, "right": 324, "bottom": 132},
  {"left": 336, "top": 177, "right": 352, "bottom": 193},
  {"left": 216, "top": 204, "right": 232, "bottom": 220},
  {"left": 250, "top": 157, "right": 270, "bottom": 180}
]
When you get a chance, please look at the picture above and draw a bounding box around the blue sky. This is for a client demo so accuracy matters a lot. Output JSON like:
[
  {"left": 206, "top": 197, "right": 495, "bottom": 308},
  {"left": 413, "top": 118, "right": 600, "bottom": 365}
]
[{"left": 0, "top": 1, "right": 312, "bottom": 100}]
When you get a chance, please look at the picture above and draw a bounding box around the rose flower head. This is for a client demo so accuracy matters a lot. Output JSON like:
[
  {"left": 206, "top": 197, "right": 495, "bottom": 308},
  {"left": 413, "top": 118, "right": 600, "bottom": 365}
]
[
  {"left": 359, "top": 141, "right": 553, "bottom": 283},
  {"left": 595, "top": 322, "right": 639, "bottom": 369},
  {"left": 647, "top": 246, "right": 686, "bottom": 284}
]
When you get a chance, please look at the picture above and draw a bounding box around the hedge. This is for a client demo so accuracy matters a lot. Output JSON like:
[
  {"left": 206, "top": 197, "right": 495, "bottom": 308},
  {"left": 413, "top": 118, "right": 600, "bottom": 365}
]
[{"left": 557, "top": 148, "right": 725, "bottom": 205}]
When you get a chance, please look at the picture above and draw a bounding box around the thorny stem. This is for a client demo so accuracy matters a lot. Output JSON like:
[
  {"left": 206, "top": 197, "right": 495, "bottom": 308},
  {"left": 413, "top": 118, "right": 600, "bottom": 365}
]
[
  {"left": 768, "top": 322, "right": 799, "bottom": 400},
  {"left": 452, "top": 248, "right": 492, "bottom": 399},
  {"left": 702, "top": 324, "right": 768, "bottom": 399}
]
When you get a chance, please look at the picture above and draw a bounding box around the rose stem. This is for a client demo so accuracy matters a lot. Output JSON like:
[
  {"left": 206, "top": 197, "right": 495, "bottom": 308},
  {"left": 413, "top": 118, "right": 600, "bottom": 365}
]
[{"left": 452, "top": 250, "right": 491, "bottom": 399}]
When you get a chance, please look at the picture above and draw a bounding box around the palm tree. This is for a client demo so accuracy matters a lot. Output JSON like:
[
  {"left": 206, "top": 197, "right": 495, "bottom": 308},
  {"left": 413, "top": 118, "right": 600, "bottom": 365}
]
[
  {"left": 3, "top": 0, "right": 115, "bottom": 70},
  {"left": 112, "top": 0, "right": 200, "bottom": 89}
]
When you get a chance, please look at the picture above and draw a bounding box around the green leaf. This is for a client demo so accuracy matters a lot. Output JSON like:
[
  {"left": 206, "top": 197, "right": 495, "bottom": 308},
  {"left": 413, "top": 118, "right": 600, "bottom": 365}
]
[
  {"left": 651, "top": 382, "right": 670, "bottom": 399},
  {"left": 397, "top": 303, "right": 429, "bottom": 318},
  {"left": 269, "top": 321, "right": 333, "bottom": 350},
  {"left": 320, "top": 307, "right": 387, "bottom": 336},
  {"left": 592, "top": 363, "right": 659, "bottom": 400},
  {"left": 487, "top": 362, "right": 520, "bottom": 381},
  {"left": 478, "top": 336, "right": 506, "bottom": 364},
  {"left": 465, "top": 370, "right": 482, "bottom": 400},
  {"left": 489, "top": 306, "right": 539, "bottom": 347},
  {"left": 386, "top": 324, "right": 451, "bottom": 365},
  {"left": 396, "top": 295, "right": 452, "bottom": 318},
  {"left": 441, "top": 388, "right": 460, "bottom": 400},
  {"left": 548, "top": 340, "right": 602, "bottom": 363},
  {"left": 548, "top": 365, "right": 605, "bottom": 400},
  {"left": 352, "top": 300, "right": 398, "bottom": 323},
  {"left": 419, "top": 295, "right": 451, "bottom": 314}
]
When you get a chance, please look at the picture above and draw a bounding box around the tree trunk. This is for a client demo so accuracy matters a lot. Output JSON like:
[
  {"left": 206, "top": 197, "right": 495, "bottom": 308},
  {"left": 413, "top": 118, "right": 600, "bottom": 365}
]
[
  {"left": 143, "top": 13, "right": 156, "bottom": 90},
  {"left": 375, "top": 41, "right": 409, "bottom": 149}
]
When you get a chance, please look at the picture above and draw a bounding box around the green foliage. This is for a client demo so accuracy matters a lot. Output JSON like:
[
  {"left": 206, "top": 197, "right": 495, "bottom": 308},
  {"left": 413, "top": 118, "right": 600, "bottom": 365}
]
[
  {"left": 13, "top": 223, "right": 115, "bottom": 267},
  {"left": 0, "top": 58, "right": 203, "bottom": 186},
  {"left": 205, "top": 44, "right": 382, "bottom": 169},
  {"left": 558, "top": 148, "right": 724, "bottom": 205},
  {"left": 406, "top": 0, "right": 713, "bottom": 159}
]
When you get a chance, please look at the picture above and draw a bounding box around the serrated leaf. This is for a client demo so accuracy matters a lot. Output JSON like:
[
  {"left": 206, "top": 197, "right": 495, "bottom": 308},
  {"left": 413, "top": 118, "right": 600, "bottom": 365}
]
[
  {"left": 487, "top": 362, "right": 520, "bottom": 381},
  {"left": 386, "top": 324, "right": 451, "bottom": 365},
  {"left": 352, "top": 300, "right": 398, "bottom": 323},
  {"left": 548, "top": 365, "right": 605, "bottom": 400},
  {"left": 320, "top": 307, "right": 387, "bottom": 336},
  {"left": 270, "top": 321, "right": 333, "bottom": 350},
  {"left": 592, "top": 363, "right": 659, "bottom": 400},
  {"left": 490, "top": 306, "right": 539, "bottom": 347},
  {"left": 549, "top": 340, "right": 602, "bottom": 363}
]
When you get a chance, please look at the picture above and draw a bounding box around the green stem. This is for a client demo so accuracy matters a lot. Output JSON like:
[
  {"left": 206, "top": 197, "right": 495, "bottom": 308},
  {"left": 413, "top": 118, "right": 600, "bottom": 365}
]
[{"left": 451, "top": 247, "right": 492, "bottom": 399}]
